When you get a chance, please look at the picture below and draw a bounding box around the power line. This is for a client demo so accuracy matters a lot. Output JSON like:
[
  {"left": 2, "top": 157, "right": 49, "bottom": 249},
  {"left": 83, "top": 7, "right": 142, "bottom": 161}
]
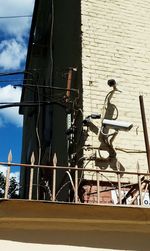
[
  {"left": 0, "top": 101, "right": 66, "bottom": 109},
  {"left": 22, "top": 83, "right": 79, "bottom": 93},
  {"left": 0, "top": 79, "right": 32, "bottom": 83},
  {"left": 0, "top": 15, "right": 32, "bottom": 19},
  {"left": 0, "top": 71, "right": 32, "bottom": 76},
  {"left": 0, "top": 81, "right": 79, "bottom": 93}
]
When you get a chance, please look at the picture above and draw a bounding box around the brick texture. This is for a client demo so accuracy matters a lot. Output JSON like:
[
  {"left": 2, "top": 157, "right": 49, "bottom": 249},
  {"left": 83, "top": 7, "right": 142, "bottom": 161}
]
[{"left": 81, "top": 0, "right": 150, "bottom": 180}]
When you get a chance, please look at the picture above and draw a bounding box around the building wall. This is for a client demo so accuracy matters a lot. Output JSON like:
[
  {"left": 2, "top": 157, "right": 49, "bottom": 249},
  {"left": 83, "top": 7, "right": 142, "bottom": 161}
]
[
  {"left": 81, "top": 0, "right": 150, "bottom": 180},
  {"left": 20, "top": 0, "right": 82, "bottom": 200}
]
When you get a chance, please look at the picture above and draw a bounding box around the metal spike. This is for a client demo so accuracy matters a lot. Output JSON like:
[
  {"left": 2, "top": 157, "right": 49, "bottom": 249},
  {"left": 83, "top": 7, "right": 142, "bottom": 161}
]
[
  {"left": 30, "top": 152, "right": 35, "bottom": 165},
  {"left": 53, "top": 153, "right": 57, "bottom": 167},
  {"left": 8, "top": 150, "right": 12, "bottom": 163}
]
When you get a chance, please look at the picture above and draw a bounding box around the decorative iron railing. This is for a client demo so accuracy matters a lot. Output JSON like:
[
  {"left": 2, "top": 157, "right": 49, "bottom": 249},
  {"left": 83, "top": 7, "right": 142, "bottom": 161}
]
[{"left": 0, "top": 151, "right": 150, "bottom": 206}]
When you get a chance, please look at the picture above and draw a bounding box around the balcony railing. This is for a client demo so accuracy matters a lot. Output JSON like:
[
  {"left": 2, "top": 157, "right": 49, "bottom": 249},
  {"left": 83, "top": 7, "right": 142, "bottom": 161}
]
[{"left": 0, "top": 151, "right": 150, "bottom": 207}]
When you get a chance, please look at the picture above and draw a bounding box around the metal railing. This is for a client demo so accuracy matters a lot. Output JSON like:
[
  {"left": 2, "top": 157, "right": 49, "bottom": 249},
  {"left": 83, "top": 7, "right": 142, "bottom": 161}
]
[{"left": 0, "top": 151, "right": 150, "bottom": 207}]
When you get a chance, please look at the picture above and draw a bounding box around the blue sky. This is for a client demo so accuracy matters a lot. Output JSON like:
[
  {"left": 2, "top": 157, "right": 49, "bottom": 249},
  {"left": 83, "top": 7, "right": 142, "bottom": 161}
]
[{"left": 0, "top": 0, "right": 35, "bottom": 179}]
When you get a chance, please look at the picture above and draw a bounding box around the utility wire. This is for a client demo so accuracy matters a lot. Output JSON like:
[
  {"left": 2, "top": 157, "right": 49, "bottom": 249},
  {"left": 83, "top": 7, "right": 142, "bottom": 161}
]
[
  {"left": 0, "top": 15, "right": 32, "bottom": 19},
  {"left": 0, "top": 71, "right": 33, "bottom": 76},
  {"left": 15, "top": 83, "right": 79, "bottom": 93},
  {"left": 0, "top": 79, "right": 32, "bottom": 82},
  {"left": 0, "top": 101, "right": 67, "bottom": 109}
]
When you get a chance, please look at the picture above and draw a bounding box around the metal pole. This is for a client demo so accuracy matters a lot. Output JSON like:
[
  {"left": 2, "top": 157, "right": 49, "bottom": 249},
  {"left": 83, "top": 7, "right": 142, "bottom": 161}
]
[
  {"left": 52, "top": 153, "right": 57, "bottom": 202},
  {"left": 4, "top": 166, "right": 10, "bottom": 199},
  {"left": 96, "top": 169, "right": 100, "bottom": 204},
  {"left": 139, "top": 95, "right": 150, "bottom": 172},
  {"left": 66, "top": 68, "right": 77, "bottom": 98},
  {"left": 29, "top": 168, "right": 34, "bottom": 200},
  {"left": 117, "top": 161, "right": 122, "bottom": 204},
  {"left": 66, "top": 68, "right": 73, "bottom": 98},
  {"left": 137, "top": 162, "right": 142, "bottom": 205},
  {"left": 75, "top": 165, "right": 78, "bottom": 203},
  {"left": 4, "top": 150, "right": 12, "bottom": 199},
  {"left": 117, "top": 173, "right": 122, "bottom": 204},
  {"left": 29, "top": 152, "right": 35, "bottom": 200},
  {"left": 52, "top": 168, "right": 56, "bottom": 202}
]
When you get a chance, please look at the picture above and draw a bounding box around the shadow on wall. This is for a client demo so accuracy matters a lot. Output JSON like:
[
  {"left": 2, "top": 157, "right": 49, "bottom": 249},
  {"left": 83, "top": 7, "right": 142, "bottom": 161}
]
[{"left": 87, "top": 84, "right": 125, "bottom": 174}]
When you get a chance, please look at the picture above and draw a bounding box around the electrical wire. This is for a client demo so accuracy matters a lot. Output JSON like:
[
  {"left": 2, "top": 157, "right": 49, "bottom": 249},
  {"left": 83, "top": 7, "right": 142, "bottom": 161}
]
[
  {"left": 29, "top": 0, "right": 55, "bottom": 197},
  {"left": 35, "top": 76, "right": 41, "bottom": 200},
  {"left": 78, "top": 154, "right": 96, "bottom": 187},
  {"left": 23, "top": 83, "right": 79, "bottom": 93},
  {"left": 20, "top": 84, "right": 72, "bottom": 104},
  {"left": 0, "top": 101, "right": 67, "bottom": 109},
  {"left": 0, "top": 79, "right": 32, "bottom": 83},
  {"left": 48, "top": 0, "right": 54, "bottom": 163},
  {"left": 0, "top": 15, "right": 32, "bottom": 19},
  {"left": 0, "top": 71, "right": 33, "bottom": 77},
  {"left": 0, "top": 82, "right": 79, "bottom": 94},
  {"left": 50, "top": 0, "right": 54, "bottom": 86}
]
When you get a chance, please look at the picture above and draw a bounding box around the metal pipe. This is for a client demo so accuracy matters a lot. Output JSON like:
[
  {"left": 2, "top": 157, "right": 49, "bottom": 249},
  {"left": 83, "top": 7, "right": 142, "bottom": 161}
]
[
  {"left": 52, "top": 154, "right": 57, "bottom": 202},
  {"left": 66, "top": 68, "right": 77, "bottom": 97},
  {"left": 75, "top": 166, "right": 78, "bottom": 203},
  {"left": 4, "top": 166, "right": 10, "bottom": 199},
  {"left": 52, "top": 168, "right": 56, "bottom": 202},
  {"left": 96, "top": 169, "right": 100, "bottom": 204},
  {"left": 117, "top": 161, "right": 122, "bottom": 204},
  {"left": 66, "top": 68, "right": 73, "bottom": 98},
  {"left": 117, "top": 173, "right": 122, "bottom": 204},
  {"left": 139, "top": 95, "right": 150, "bottom": 172},
  {"left": 29, "top": 167, "right": 34, "bottom": 200},
  {"left": 137, "top": 163, "right": 143, "bottom": 205}
]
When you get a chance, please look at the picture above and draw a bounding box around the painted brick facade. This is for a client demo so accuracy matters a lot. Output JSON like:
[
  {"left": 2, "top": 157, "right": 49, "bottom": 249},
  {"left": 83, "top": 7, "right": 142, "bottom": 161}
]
[{"left": 81, "top": 0, "right": 150, "bottom": 180}]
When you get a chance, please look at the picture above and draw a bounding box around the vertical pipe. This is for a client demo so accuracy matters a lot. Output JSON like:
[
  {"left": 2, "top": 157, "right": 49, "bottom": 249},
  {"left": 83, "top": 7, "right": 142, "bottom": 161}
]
[
  {"left": 52, "top": 153, "right": 57, "bottom": 202},
  {"left": 117, "top": 161, "right": 122, "bottom": 204},
  {"left": 29, "top": 152, "right": 35, "bottom": 200},
  {"left": 29, "top": 167, "right": 34, "bottom": 200},
  {"left": 137, "top": 162, "right": 142, "bottom": 205},
  {"left": 4, "top": 166, "right": 10, "bottom": 199},
  {"left": 75, "top": 165, "right": 78, "bottom": 203},
  {"left": 52, "top": 168, "right": 56, "bottom": 202},
  {"left": 139, "top": 95, "right": 150, "bottom": 172},
  {"left": 66, "top": 68, "right": 73, "bottom": 98},
  {"left": 5, "top": 150, "right": 12, "bottom": 199},
  {"left": 96, "top": 169, "right": 100, "bottom": 204},
  {"left": 117, "top": 172, "right": 122, "bottom": 204}
]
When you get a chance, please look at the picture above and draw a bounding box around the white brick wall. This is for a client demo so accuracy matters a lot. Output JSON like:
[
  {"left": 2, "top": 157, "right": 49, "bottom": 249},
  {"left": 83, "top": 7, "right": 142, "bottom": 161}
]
[{"left": 81, "top": 0, "right": 150, "bottom": 179}]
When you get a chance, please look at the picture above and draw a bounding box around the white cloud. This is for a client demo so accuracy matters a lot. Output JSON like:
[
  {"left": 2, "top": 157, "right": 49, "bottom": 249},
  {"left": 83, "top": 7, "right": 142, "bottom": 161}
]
[
  {"left": 0, "top": 85, "right": 23, "bottom": 127},
  {"left": 0, "top": 0, "right": 35, "bottom": 71},
  {"left": 0, "top": 0, "right": 35, "bottom": 38},
  {"left": 0, "top": 165, "right": 20, "bottom": 183},
  {"left": 0, "top": 165, "right": 7, "bottom": 176},
  {"left": 0, "top": 39, "right": 27, "bottom": 70}
]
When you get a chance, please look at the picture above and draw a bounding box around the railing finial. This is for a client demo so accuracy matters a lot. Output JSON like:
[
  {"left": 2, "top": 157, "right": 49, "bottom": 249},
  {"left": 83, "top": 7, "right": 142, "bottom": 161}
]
[
  {"left": 8, "top": 149, "right": 12, "bottom": 164},
  {"left": 30, "top": 152, "right": 35, "bottom": 165},
  {"left": 53, "top": 153, "right": 57, "bottom": 167}
]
